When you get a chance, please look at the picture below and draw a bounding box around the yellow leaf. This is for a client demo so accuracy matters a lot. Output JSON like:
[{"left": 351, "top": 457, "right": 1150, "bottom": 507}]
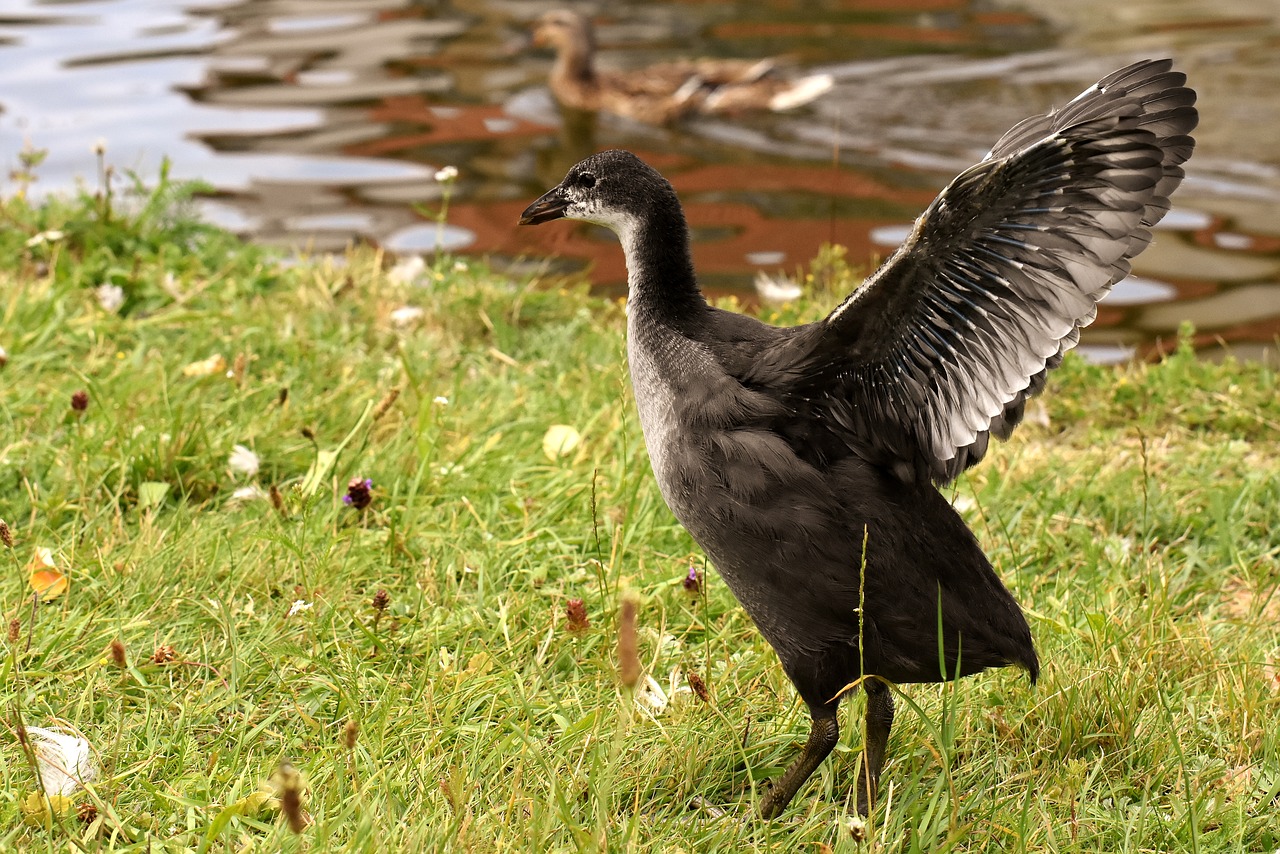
[
  {"left": 542, "top": 424, "right": 581, "bottom": 461},
  {"left": 181, "top": 353, "right": 227, "bottom": 377},
  {"left": 20, "top": 792, "right": 74, "bottom": 828},
  {"left": 27, "top": 547, "right": 68, "bottom": 601}
]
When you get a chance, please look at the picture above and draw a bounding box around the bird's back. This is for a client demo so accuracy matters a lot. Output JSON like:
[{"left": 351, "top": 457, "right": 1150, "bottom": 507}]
[{"left": 628, "top": 306, "right": 1037, "bottom": 705}]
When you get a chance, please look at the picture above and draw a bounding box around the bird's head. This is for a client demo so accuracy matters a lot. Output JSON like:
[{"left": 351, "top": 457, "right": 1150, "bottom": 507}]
[
  {"left": 518, "top": 150, "right": 681, "bottom": 248},
  {"left": 532, "top": 9, "right": 593, "bottom": 53}
]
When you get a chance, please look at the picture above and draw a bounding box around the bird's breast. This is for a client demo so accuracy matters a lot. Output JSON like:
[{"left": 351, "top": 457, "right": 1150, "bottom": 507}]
[{"left": 625, "top": 326, "right": 693, "bottom": 503}]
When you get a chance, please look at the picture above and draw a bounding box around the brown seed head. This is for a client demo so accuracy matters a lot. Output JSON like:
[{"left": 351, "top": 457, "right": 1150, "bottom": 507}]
[
  {"left": 617, "top": 596, "right": 641, "bottom": 689},
  {"left": 565, "top": 598, "right": 589, "bottom": 634},
  {"left": 0, "top": 519, "right": 13, "bottom": 548},
  {"left": 686, "top": 668, "right": 710, "bottom": 703},
  {"left": 269, "top": 484, "right": 286, "bottom": 515},
  {"left": 108, "top": 638, "right": 127, "bottom": 668},
  {"left": 76, "top": 801, "right": 98, "bottom": 825},
  {"left": 342, "top": 719, "right": 359, "bottom": 750},
  {"left": 232, "top": 352, "right": 248, "bottom": 385},
  {"left": 70, "top": 389, "right": 89, "bottom": 412},
  {"left": 8, "top": 619, "right": 20, "bottom": 643},
  {"left": 372, "top": 588, "right": 390, "bottom": 613},
  {"left": 275, "top": 762, "right": 308, "bottom": 833},
  {"left": 152, "top": 644, "right": 178, "bottom": 665},
  {"left": 373, "top": 386, "right": 401, "bottom": 420}
]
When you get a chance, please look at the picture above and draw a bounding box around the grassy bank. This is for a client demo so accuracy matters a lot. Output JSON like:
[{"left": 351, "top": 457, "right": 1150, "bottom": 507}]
[{"left": 1, "top": 174, "right": 1278, "bottom": 852}]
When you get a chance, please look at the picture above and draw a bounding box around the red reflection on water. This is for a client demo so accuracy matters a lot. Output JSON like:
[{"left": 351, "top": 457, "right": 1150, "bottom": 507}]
[
  {"left": 710, "top": 21, "right": 972, "bottom": 45},
  {"left": 354, "top": 100, "right": 556, "bottom": 153}
]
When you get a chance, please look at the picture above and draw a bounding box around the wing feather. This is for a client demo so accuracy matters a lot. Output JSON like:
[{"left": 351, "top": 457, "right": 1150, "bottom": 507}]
[{"left": 794, "top": 59, "right": 1197, "bottom": 484}]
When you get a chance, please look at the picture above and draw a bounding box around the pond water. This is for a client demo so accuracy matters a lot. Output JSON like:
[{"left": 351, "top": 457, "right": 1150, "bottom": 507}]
[{"left": 3, "top": 0, "right": 1279, "bottom": 363}]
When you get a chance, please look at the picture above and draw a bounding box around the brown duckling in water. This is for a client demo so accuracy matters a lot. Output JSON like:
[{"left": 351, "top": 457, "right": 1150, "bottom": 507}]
[{"left": 532, "top": 9, "right": 833, "bottom": 125}]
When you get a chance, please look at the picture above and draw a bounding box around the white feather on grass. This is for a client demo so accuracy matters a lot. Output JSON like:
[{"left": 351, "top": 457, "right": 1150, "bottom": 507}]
[
  {"left": 25, "top": 725, "right": 98, "bottom": 796},
  {"left": 753, "top": 270, "right": 804, "bottom": 305}
]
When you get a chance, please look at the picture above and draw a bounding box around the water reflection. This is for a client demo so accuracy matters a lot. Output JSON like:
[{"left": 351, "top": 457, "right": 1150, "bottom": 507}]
[{"left": 1, "top": 0, "right": 1278, "bottom": 362}]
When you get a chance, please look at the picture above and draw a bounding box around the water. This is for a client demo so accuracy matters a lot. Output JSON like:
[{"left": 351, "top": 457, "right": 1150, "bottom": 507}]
[{"left": 3, "top": 0, "right": 1279, "bottom": 363}]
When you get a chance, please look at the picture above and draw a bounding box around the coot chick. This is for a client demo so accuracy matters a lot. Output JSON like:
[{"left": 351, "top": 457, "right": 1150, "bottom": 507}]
[{"left": 520, "top": 59, "right": 1197, "bottom": 818}]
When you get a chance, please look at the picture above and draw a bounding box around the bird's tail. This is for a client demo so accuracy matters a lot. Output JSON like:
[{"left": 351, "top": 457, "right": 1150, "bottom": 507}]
[{"left": 769, "top": 73, "right": 834, "bottom": 111}]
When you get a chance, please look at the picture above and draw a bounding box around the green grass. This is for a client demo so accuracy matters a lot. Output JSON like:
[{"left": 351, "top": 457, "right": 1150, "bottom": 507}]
[{"left": 1, "top": 176, "right": 1278, "bottom": 852}]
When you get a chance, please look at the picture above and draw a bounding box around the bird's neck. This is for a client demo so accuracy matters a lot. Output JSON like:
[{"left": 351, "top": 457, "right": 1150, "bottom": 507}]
[
  {"left": 552, "top": 38, "right": 597, "bottom": 88},
  {"left": 619, "top": 213, "right": 708, "bottom": 328}
]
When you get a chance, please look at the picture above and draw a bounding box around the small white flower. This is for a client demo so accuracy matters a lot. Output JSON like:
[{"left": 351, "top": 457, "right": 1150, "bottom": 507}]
[
  {"left": 228, "top": 484, "right": 268, "bottom": 504},
  {"left": 95, "top": 284, "right": 125, "bottom": 313},
  {"left": 287, "top": 600, "right": 313, "bottom": 618},
  {"left": 24, "top": 230, "right": 65, "bottom": 248},
  {"left": 92, "top": 138, "right": 107, "bottom": 156},
  {"left": 452, "top": 260, "right": 469, "bottom": 273},
  {"left": 388, "top": 256, "right": 426, "bottom": 285},
  {"left": 433, "top": 396, "right": 449, "bottom": 406},
  {"left": 228, "top": 444, "right": 260, "bottom": 478},
  {"left": 389, "top": 305, "right": 425, "bottom": 327},
  {"left": 434, "top": 165, "right": 458, "bottom": 183},
  {"left": 25, "top": 725, "right": 98, "bottom": 796},
  {"left": 635, "top": 675, "right": 670, "bottom": 714}
]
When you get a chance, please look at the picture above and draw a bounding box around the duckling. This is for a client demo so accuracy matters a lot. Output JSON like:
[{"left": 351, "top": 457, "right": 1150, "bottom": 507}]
[
  {"left": 532, "top": 9, "right": 833, "bottom": 125},
  {"left": 520, "top": 59, "right": 1196, "bottom": 817}
]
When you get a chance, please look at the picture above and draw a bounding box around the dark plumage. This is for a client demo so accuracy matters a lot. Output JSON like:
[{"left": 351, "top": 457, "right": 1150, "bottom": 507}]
[{"left": 519, "top": 59, "right": 1197, "bottom": 818}]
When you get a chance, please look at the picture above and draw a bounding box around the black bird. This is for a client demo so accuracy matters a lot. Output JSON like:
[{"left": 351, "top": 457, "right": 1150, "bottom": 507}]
[{"left": 520, "top": 59, "right": 1197, "bottom": 818}]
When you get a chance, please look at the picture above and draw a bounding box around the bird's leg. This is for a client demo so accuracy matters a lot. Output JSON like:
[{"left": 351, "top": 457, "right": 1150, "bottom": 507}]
[
  {"left": 857, "top": 677, "right": 895, "bottom": 816},
  {"left": 759, "top": 708, "right": 839, "bottom": 819}
]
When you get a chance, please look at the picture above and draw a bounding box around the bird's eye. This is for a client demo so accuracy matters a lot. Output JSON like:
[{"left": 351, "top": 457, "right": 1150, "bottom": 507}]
[{"left": 577, "top": 172, "right": 596, "bottom": 189}]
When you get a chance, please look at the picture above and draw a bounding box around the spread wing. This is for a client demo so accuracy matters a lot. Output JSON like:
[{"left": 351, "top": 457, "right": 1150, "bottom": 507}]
[{"left": 801, "top": 59, "right": 1197, "bottom": 484}]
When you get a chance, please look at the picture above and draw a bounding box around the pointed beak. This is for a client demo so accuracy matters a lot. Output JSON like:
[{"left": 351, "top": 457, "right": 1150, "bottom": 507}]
[{"left": 519, "top": 187, "right": 569, "bottom": 226}]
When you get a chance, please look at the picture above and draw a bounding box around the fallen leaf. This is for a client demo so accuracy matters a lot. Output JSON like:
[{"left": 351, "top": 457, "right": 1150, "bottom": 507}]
[
  {"left": 542, "top": 424, "right": 581, "bottom": 461},
  {"left": 1222, "top": 577, "right": 1280, "bottom": 622},
  {"left": 387, "top": 255, "right": 426, "bottom": 285},
  {"left": 389, "top": 305, "right": 426, "bottom": 327},
  {"left": 137, "top": 481, "right": 171, "bottom": 511},
  {"left": 1263, "top": 656, "right": 1280, "bottom": 694},
  {"left": 20, "top": 792, "right": 75, "bottom": 828},
  {"left": 299, "top": 449, "right": 338, "bottom": 497},
  {"left": 27, "top": 547, "right": 68, "bottom": 600},
  {"left": 181, "top": 353, "right": 227, "bottom": 377}
]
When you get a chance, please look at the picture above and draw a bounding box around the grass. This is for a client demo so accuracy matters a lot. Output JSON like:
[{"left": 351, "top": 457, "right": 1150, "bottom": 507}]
[{"left": 0, "top": 171, "right": 1278, "bottom": 852}]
